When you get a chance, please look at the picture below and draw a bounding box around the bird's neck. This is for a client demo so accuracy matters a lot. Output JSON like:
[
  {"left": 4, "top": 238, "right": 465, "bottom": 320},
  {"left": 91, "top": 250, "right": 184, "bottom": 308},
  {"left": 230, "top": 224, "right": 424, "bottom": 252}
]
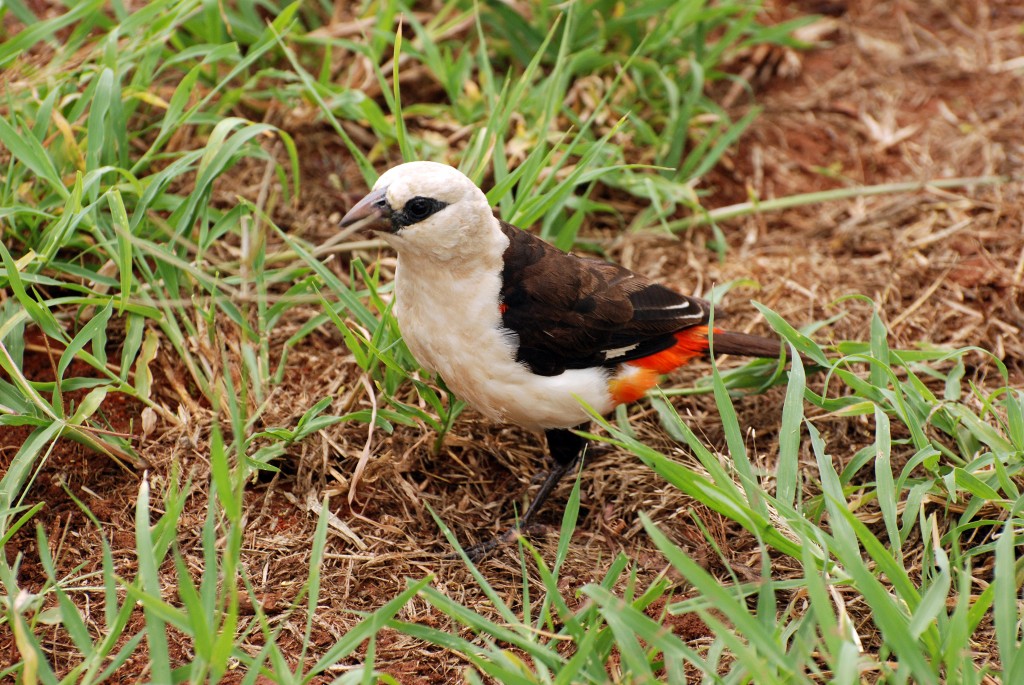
[
  {"left": 391, "top": 218, "right": 507, "bottom": 330},
  {"left": 391, "top": 216, "right": 509, "bottom": 278}
]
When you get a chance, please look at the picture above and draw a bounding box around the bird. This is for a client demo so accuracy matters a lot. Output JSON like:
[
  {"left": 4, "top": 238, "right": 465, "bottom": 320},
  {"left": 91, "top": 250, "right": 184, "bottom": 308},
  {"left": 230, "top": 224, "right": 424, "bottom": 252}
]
[{"left": 340, "top": 161, "right": 783, "bottom": 557}]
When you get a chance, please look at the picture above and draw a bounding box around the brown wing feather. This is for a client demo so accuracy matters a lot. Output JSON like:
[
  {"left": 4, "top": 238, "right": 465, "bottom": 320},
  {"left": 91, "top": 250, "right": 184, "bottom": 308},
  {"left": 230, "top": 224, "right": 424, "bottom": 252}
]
[{"left": 498, "top": 221, "right": 710, "bottom": 376}]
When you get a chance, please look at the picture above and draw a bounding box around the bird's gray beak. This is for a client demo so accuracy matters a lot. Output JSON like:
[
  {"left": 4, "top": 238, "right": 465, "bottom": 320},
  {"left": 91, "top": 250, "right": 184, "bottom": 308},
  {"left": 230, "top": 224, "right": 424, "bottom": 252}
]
[{"left": 340, "top": 186, "right": 392, "bottom": 232}]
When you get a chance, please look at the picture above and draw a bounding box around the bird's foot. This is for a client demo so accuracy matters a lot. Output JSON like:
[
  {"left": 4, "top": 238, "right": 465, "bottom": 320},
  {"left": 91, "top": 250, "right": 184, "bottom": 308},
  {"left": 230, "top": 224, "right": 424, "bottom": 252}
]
[
  {"left": 446, "top": 439, "right": 584, "bottom": 562},
  {"left": 450, "top": 522, "right": 548, "bottom": 562},
  {"left": 451, "top": 527, "right": 518, "bottom": 562}
]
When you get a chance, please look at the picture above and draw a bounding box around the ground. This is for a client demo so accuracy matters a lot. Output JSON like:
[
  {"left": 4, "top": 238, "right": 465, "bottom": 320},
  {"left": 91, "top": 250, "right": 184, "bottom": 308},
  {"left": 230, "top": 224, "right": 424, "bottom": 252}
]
[{"left": 2, "top": 0, "right": 1022, "bottom": 681}]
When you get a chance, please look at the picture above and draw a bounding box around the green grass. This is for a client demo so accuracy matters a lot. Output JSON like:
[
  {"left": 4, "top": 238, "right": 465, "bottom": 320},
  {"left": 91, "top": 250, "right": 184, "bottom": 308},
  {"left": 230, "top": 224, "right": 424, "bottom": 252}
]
[
  {"left": 387, "top": 316, "right": 1023, "bottom": 683},
  {"left": 0, "top": 0, "right": 1021, "bottom": 682}
]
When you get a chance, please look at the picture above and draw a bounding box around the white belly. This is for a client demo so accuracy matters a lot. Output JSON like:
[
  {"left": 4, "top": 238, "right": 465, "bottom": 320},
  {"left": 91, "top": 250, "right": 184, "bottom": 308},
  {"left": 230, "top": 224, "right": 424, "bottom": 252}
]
[{"left": 393, "top": 260, "right": 616, "bottom": 431}]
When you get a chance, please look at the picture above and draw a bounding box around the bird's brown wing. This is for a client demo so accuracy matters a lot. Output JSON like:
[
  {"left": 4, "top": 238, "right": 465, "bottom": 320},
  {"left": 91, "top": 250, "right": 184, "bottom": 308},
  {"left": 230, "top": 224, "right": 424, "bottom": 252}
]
[{"left": 498, "top": 221, "right": 710, "bottom": 376}]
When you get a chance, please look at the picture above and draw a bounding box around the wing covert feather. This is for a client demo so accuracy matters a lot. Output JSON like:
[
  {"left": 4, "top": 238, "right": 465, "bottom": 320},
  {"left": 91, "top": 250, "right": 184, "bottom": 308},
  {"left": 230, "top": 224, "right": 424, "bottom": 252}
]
[{"left": 498, "top": 221, "right": 710, "bottom": 376}]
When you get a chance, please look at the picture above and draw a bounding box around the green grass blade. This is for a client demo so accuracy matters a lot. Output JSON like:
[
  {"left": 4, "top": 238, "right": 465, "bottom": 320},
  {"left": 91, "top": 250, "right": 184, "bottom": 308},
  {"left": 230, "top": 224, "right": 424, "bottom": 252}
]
[
  {"left": 134, "top": 475, "right": 172, "bottom": 683},
  {"left": 776, "top": 345, "right": 805, "bottom": 507}
]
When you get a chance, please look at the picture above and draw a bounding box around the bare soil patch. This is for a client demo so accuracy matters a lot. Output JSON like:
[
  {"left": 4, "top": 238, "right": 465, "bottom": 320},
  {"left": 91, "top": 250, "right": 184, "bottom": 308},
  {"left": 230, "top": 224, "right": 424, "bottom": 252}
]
[{"left": 3, "top": 0, "right": 1022, "bottom": 680}]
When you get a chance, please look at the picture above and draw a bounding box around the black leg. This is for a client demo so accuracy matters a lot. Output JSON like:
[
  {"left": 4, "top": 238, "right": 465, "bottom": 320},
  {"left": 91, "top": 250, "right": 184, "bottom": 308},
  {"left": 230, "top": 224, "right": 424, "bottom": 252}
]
[
  {"left": 459, "top": 423, "right": 590, "bottom": 560},
  {"left": 545, "top": 425, "right": 589, "bottom": 466},
  {"left": 517, "top": 425, "right": 588, "bottom": 526}
]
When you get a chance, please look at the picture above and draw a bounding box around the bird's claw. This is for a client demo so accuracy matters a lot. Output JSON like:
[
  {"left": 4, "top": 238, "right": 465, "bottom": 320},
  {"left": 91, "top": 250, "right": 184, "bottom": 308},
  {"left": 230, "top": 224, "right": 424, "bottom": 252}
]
[{"left": 447, "top": 523, "right": 550, "bottom": 562}]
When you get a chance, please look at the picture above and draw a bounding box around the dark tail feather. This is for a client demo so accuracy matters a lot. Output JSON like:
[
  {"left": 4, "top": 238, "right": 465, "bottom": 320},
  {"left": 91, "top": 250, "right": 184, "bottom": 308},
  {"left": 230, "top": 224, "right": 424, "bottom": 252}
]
[{"left": 708, "top": 330, "right": 782, "bottom": 358}]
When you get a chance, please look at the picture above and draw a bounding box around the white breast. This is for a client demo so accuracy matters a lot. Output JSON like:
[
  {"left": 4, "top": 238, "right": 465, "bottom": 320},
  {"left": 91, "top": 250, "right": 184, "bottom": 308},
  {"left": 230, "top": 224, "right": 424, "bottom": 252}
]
[{"left": 393, "top": 256, "right": 616, "bottom": 432}]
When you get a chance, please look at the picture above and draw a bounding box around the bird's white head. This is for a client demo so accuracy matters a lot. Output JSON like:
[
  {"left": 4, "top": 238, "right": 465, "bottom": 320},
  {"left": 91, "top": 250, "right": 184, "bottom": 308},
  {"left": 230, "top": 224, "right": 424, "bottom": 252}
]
[{"left": 340, "top": 161, "right": 502, "bottom": 263}]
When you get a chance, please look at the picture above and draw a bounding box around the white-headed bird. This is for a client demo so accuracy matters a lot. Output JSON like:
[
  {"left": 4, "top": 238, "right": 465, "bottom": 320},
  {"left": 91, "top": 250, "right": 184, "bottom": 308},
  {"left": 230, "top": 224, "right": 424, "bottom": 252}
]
[{"left": 341, "top": 161, "right": 782, "bottom": 556}]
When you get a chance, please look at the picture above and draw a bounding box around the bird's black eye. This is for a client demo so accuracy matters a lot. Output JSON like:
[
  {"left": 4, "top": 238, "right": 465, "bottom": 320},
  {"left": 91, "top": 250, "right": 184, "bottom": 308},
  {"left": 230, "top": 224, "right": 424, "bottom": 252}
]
[
  {"left": 394, "top": 196, "right": 448, "bottom": 228},
  {"left": 405, "top": 197, "right": 433, "bottom": 220}
]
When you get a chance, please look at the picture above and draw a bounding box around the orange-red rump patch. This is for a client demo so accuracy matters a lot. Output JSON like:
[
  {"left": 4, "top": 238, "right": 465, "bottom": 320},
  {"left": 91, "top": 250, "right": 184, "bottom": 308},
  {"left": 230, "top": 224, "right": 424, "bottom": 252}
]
[
  {"left": 608, "top": 367, "right": 660, "bottom": 404},
  {"left": 607, "top": 326, "right": 718, "bottom": 404},
  {"left": 632, "top": 325, "right": 714, "bottom": 374}
]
